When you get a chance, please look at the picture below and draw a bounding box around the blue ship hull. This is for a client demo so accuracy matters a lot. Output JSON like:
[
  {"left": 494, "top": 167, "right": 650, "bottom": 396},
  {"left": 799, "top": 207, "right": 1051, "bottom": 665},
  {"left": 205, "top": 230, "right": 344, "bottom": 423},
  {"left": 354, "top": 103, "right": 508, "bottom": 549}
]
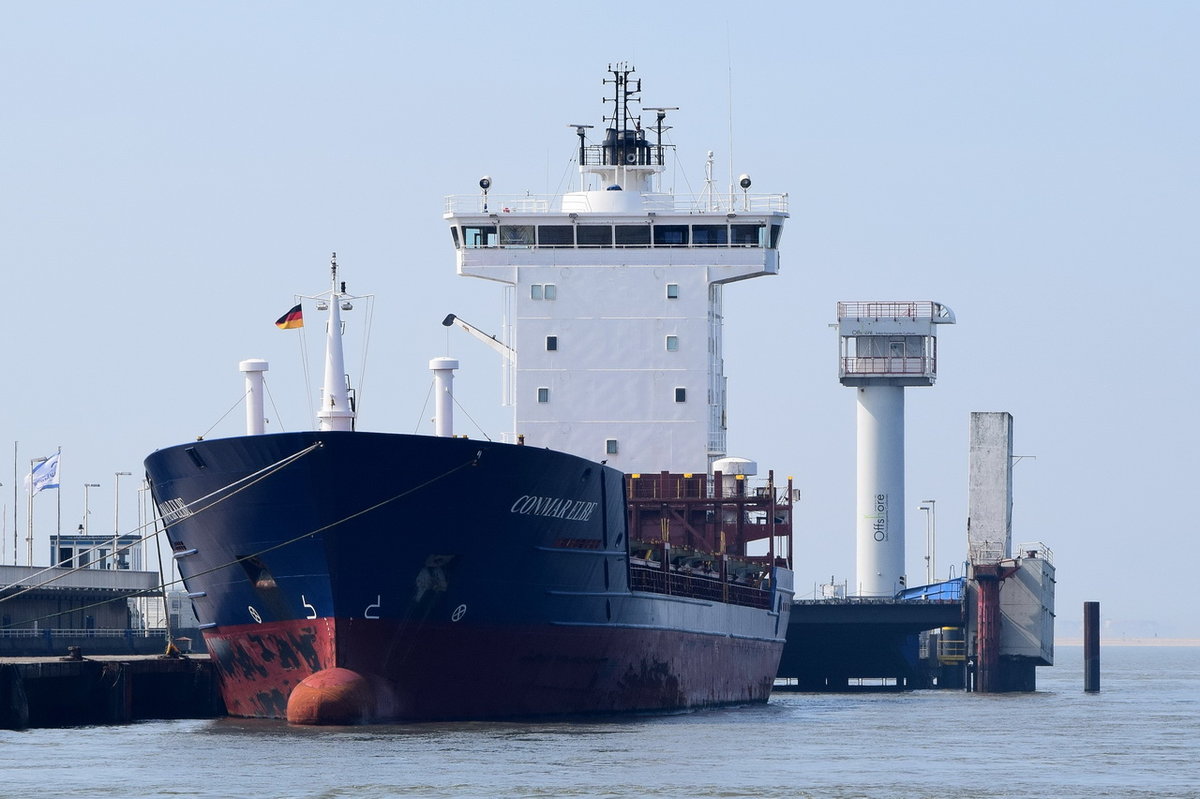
[{"left": 145, "top": 432, "right": 792, "bottom": 722}]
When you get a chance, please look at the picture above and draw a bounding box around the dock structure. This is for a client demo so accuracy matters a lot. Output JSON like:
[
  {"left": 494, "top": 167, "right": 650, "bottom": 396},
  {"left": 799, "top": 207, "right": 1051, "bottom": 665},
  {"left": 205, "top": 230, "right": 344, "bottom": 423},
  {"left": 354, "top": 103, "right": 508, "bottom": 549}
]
[
  {"left": 778, "top": 410, "right": 1056, "bottom": 692},
  {"left": 0, "top": 654, "right": 223, "bottom": 729},
  {"left": 777, "top": 586, "right": 965, "bottom": 690}
]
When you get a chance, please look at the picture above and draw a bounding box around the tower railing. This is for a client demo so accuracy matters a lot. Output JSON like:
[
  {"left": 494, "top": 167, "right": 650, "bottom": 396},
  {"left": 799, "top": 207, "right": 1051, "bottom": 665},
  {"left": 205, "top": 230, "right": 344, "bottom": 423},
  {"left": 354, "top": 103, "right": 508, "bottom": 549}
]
[
  {"left": 837, "top": 301, "right": 938, "bottom": 319},
  {"left": 840, "top": 356, "right": 935, "bottom": 377}
]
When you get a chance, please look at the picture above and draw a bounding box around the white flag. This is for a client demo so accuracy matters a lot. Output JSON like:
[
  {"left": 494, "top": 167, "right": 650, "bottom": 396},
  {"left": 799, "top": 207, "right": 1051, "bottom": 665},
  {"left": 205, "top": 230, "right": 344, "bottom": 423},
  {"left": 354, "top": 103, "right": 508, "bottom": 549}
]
[{"left": 27, "top": 452, "right": 61, "bottom": 495}]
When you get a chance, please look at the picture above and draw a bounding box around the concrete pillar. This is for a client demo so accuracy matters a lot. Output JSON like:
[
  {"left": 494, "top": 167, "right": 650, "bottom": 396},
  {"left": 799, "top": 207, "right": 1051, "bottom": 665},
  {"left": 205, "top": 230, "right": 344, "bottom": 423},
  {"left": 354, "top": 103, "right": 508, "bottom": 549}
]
[{"left": 856, "top": 385, "right": 905, "bottom": 595}]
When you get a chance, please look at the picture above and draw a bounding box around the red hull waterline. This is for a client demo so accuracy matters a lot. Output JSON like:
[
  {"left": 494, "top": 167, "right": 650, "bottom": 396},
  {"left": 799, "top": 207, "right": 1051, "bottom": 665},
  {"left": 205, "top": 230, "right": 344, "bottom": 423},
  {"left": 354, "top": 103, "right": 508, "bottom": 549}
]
[{"left": 204, "top": 618, "right": 782, "bottom": 724}]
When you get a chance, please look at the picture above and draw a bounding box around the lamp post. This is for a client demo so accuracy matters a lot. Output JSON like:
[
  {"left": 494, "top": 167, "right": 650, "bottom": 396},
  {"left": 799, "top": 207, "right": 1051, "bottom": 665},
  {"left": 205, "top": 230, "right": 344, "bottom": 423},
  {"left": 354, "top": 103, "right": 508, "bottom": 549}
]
[
  {"left": 83, "top": 482, "right": 100, "bottom": 536},
  {"left": 113, "top": 471, "right": 132, "bottom": 570},
  {"left": 919, "top": 499, "right": 936, "bottom": 585}
]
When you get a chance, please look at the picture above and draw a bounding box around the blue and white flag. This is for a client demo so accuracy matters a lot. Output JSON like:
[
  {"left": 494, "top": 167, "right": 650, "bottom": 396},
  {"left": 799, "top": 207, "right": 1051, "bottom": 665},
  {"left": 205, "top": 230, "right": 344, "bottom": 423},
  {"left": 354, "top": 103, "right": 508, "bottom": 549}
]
[{"left": 27, "top": 452, "right": 61, "bottom": 495}]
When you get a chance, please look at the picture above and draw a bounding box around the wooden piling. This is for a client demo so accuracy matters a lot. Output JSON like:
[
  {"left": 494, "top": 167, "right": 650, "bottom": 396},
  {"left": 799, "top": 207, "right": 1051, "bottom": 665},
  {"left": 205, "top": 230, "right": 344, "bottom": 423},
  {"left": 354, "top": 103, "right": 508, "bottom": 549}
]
[{"left": 1084, "top": 601, "right": 1100, "bottom": 692}]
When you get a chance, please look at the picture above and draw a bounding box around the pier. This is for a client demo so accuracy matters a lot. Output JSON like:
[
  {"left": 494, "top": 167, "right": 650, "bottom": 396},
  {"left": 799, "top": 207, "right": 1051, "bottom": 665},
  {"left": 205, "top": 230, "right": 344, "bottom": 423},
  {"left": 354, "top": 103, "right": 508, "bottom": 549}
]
[
  {"left": 777, "top": 595, "right": 965, "bottom": 690},
  {"left": 0, "top": 654, "right": 224, "bottom": 729}
]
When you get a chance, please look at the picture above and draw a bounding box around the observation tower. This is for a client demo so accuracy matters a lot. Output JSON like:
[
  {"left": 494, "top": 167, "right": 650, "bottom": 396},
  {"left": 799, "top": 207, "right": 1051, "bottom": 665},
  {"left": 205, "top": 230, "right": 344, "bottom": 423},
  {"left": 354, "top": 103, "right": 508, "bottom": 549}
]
[{"left": 838, "top": 300, "right": 955, "bottom": 595}]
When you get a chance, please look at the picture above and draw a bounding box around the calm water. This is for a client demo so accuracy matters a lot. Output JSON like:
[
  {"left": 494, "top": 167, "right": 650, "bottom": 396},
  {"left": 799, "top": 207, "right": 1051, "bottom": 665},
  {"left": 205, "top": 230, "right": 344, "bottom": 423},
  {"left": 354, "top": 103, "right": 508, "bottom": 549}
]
[{"left": 3, "top": 646, "right": 1197, "bottom": 799}]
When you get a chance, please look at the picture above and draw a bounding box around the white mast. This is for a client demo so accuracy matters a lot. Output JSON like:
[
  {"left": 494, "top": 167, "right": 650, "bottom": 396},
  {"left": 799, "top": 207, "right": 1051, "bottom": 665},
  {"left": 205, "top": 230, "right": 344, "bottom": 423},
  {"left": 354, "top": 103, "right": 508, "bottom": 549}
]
[{"left": 317, "top": 253, "right": 355, "bottom": 432}]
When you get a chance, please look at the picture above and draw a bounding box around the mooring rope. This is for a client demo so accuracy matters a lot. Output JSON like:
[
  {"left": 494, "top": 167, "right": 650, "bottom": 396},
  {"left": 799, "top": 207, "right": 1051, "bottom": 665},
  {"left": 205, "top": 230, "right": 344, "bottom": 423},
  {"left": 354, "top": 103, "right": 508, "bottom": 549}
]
[
  {"left": 0, "top": 441, "right": 323, "bottom": 605},
  {"left": 0, "top": 449, "right": 483, "bottom": 631}
]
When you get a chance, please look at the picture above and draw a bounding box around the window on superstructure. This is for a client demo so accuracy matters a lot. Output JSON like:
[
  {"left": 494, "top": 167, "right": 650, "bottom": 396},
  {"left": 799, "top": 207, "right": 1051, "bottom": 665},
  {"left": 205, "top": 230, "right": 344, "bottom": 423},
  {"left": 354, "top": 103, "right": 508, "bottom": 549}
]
[
  {"left": 463, "top": 225, "right": 497, "bottom": 248},
  {"left": 666, "top": 283, "right": 679, "bottom": 299},
  {"left": 615, "top": 225, "right": 650, "bottom": 246},
  {"left": 500, "top": 225, "right": 534, "bottom": 247},
  {"left": 538, "top": 225, "right": 574, "bottom": 247},
  {"left": 675, "top": 387, "right": 687, "bottom": 403},
  {"left": 531, "top": 284, "right": 543, "bottom": 300},
  {"left": 577, "top": 225, "right": 613, "bottom": 248},
  {"left": 537, "top": 387, "right": 550, "bottom": 403},
  {"left": 666, "top": 335, "right": 679, "bottom": 352},
  {"left": 653, "top": 225, "right": 689, "bottom": 247},
  {"left": 543, "top": 284, "right": 557, "bottom": 300},
  {"left": 770, "top": 224, "right": 783, "bottom": 249},
  {"left": 605, "top": 439, "right": 619, "bottom": 455},
  {"left": 692, "top": 225, "right": 728, "bottom": 245},
  {"left": 546, "top": 336, "right": 558, "bottom": 351},
  {"left": 731, "top": 224, "right": 762, "bottom": 247}
]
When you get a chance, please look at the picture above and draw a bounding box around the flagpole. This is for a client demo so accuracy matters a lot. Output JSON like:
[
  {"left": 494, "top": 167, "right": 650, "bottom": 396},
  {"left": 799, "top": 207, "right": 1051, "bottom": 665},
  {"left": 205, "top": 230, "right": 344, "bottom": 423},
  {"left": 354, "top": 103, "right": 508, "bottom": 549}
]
[
  {"left": 56, "top": 447, "right": 62, "bottom": 547},
  {"left": 11, "top": 441, "right": 16, "bottom": 566},
  {"left": 26, "top": 463, "right": 33, "bottom": 567}
]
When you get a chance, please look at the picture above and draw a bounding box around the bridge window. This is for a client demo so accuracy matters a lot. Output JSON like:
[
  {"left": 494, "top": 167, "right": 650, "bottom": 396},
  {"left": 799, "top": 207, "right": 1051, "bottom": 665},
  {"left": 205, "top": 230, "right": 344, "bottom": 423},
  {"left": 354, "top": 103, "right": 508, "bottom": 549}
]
[
  {"left": 692, "top": 225, "right": 728, "bottom": 245},
  {"left": 539, "top": 225, "right": 574, "bottom": 247},
  {"left": 577, "top": 225, "right": 612, "bottom": 247},
  {"left": 449, "top": 227, "right": 461, "bottom": 249},
  {"left": 463, "top": 224, "right": 497, "bottom": 248},
  {"left": 731, "top": 224, "right": 762, "bottom": 247},
  {"left": 615, "top": 225, "right": 651, "bottom": 246},
  {"left": 653, "top": 225, "right": 689, "bottom": 247},
  {"left": 770, "top": 224, "right": 784, "bottom": 249},
  {"left": 500, "top": 225, "right": 534, "bottom": 247}
]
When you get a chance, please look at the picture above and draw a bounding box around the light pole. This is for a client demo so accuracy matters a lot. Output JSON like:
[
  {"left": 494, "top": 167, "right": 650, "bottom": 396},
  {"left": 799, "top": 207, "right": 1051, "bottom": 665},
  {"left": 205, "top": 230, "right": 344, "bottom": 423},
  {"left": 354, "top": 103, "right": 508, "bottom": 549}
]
[
  {"left": 113, "top": 471, "right": 132, "bottom": 570},
  {"left": 83, "top": 482, "right": 100, "bottom": 536},
  {"left": 919, "top": 499, "right": 936, "bottom": 585}
]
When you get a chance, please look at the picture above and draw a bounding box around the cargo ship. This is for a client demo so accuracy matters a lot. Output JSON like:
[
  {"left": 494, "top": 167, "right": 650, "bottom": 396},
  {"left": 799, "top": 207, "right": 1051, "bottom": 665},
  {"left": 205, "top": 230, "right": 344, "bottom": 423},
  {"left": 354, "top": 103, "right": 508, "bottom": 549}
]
[{"left": 145, "top": 65, "right": 794, "bottom": 724}]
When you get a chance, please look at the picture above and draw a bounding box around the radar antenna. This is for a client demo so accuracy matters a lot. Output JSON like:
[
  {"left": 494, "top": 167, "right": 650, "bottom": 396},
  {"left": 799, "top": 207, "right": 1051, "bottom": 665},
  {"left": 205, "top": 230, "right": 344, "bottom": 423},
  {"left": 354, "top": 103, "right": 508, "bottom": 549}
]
[{"left": 643, "top": 107, "right": 677, "bottom": 167}]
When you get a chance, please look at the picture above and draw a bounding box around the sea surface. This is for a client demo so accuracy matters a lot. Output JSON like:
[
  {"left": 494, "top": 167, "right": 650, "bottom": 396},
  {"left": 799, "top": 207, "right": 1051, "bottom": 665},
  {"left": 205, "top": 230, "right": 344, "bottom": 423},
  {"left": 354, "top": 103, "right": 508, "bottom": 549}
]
[{"left": 3, "top": 646, "right": 1197, "bottom": 799}]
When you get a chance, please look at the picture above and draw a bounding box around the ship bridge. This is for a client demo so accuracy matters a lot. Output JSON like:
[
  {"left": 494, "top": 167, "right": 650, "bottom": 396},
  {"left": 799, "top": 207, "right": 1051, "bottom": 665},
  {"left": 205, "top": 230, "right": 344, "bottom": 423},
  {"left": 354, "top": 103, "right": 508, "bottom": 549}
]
[{"left": 442, "top": 64, "right": 788, "bottom": 475}]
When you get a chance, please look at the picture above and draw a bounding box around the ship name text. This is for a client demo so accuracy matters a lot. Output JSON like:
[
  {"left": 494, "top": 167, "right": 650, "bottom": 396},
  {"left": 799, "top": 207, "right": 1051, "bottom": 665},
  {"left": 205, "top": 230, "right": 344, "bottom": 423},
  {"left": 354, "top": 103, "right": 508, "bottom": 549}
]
[{"left": 511, "top": 494, "right": 598, "bottom": 522}]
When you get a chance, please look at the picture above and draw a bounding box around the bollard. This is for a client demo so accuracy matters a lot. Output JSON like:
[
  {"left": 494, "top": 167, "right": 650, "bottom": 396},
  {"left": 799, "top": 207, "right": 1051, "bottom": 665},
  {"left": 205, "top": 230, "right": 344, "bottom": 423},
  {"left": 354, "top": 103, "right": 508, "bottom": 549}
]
[{"left": 1084, "top": 601, "right": 1100, "bottom": 692}]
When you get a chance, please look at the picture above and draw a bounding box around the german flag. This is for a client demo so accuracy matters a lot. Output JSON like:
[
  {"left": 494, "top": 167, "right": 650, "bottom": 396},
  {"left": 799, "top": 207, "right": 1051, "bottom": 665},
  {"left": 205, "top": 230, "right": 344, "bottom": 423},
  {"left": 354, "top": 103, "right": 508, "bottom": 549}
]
[{"left": 275, "top": 303, "right": 303, "bottom": 329}]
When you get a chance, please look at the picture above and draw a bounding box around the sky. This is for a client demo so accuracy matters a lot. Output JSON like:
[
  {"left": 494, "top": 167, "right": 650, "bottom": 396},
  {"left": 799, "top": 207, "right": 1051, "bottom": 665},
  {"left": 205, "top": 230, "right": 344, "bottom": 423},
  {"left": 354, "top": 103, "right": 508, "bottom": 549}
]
[{"left": 3, "top": 2, "right": 1197, "bottom": 638}]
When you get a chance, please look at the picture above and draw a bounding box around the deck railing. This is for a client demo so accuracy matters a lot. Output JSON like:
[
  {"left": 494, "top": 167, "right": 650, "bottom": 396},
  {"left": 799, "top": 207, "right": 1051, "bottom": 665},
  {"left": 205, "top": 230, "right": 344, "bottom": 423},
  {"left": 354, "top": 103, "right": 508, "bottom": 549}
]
[
  {"left": 444, "top": 192, "right": 789, "bottom": 216},
  {"left": 629, "top": 565, "right": 772, "bottom": 609}
]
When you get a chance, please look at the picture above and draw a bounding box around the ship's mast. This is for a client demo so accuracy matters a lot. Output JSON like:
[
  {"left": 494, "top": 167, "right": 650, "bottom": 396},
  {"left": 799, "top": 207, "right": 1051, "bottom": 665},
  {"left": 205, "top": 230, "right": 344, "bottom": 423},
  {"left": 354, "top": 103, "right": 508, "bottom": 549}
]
[{"left": 317, "top": 253, "right": 355, "bottom": 432}]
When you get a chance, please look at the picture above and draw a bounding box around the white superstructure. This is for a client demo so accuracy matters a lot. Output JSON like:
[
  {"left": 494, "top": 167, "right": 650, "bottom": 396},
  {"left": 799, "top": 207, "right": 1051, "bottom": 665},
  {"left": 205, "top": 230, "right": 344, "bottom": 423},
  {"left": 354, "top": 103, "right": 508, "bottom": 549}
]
[
  {"left": 837, "top": 300, "right": 955, "bottom": 595},
  {"left": 444, "top": 65, "right": 788, "bottom": 473}
]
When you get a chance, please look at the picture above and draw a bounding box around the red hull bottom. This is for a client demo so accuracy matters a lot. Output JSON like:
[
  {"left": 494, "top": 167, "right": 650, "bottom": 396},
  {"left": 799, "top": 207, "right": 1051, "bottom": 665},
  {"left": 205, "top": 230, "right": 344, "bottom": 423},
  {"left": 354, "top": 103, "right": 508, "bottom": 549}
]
[{"left": 205, "top": 618, "right": 781, "bottom": 723}]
